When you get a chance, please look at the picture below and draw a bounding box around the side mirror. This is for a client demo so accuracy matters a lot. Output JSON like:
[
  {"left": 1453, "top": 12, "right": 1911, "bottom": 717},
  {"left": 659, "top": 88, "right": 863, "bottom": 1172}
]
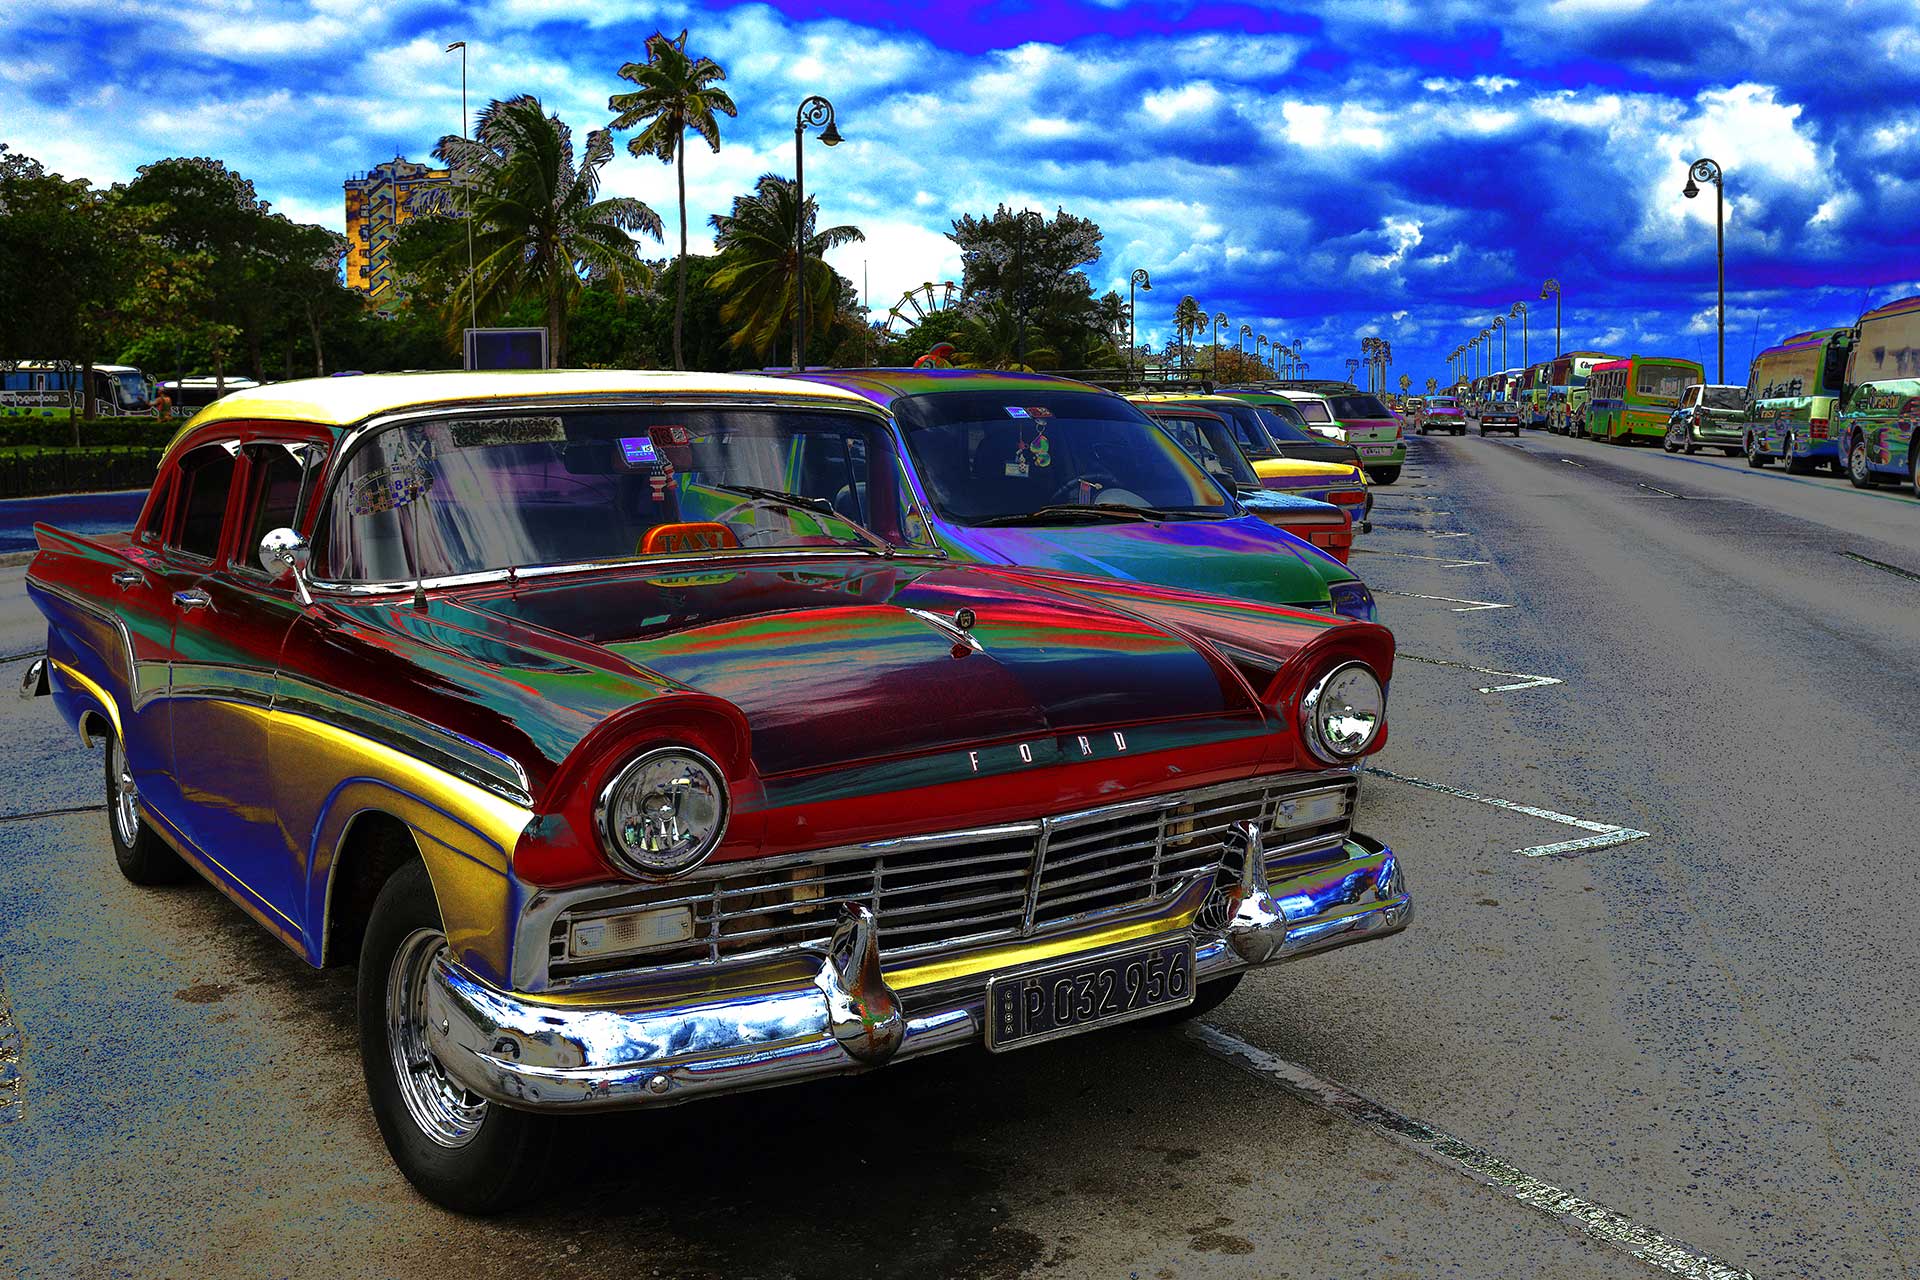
[{"left": 259, "top": 528, "right": 314, "bottom": 605}]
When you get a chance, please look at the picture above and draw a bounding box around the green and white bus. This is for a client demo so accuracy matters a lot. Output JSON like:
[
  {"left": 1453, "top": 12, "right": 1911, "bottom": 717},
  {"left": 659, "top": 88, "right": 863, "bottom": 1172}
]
[{"left": 1583, "top": 356, "right": 1701, "bottom": 443}]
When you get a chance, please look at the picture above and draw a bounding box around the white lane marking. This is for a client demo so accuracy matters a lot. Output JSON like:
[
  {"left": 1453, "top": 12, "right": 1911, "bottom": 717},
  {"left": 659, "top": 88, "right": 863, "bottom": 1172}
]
[
  {"left": 1376, "top": 589, "right": 1512, "bottom": 612},
  {"left": 1364, "top": 765, "right": 1650, "bottom": 857},
  {"left": 1427, "top": 531, "right": 1473, "bottom": 540},
  {"left": 1560, "top": 458, "right": 1587, "bottom": 469},
  {"left": 1351, "top": 549, "right": 1491, "bottom": 568},
  {"left": 1637, "top": 482, "right": 1687, "bottom": 499},
  {"left": 1398, "top": 652, "right": 1563, "bottom": 694},
  {"left": 1184, "top": 1024, "right": 1758, "bottom": 1280}
]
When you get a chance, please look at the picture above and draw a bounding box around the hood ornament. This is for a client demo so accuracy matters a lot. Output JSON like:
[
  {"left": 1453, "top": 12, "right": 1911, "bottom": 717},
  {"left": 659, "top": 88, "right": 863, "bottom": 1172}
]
[{"left": 905, "top": 607, "right": 983, "bottom": 656}]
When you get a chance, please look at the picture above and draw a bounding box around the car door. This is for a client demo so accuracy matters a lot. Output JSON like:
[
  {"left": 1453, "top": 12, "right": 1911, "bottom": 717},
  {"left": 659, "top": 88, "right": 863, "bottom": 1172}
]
[{"left": 168, "top": 436, "right": 327, "bottom": 943}]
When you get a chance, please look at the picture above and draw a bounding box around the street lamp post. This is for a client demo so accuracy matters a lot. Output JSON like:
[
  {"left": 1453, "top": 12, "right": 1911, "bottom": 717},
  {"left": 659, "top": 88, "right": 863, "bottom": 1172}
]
[
  {"left": 1128, "top": 268, "right": 1151, "bottom": 380},
  {"left": 1540, "top": 279, "right": 1561, "bottom": 358},
  {"left": 791, "top": 95, "right": 842, "bottom": 371},
  {"left": 1212, "top": 312, "right": 1227, "bottom": 379},
  {"left": 445, "top": 41, "right": 477, "bottom": 338},
  {"left": 1256, "top": 335, "right": 1270, "bottom": 374},
  {"left": 1509, "top": 302, "right": 1528, "bottom": 373},
  {"left": 1479, "top": 328, "right": 1492, "bottom": 386},
  {"left": 1492, "top": 317, "right": 1507, "bottom": 388},
  {"left": 1238, "top": 323, "right": 1251, "bottom": 373},
  {"left": 1682, "top": 157, "right": 1725, "bottom": 382}
]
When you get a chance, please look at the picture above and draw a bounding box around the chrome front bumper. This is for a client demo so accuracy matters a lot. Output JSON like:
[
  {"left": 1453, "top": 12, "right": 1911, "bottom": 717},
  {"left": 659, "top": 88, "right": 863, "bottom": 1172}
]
[{"left": 426, "top": 831, "right": 1410, "bottom": 1113}]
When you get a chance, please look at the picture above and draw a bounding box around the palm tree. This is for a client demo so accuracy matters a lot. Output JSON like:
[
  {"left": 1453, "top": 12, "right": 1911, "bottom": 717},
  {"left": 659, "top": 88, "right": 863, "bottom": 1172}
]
[
  {"left": 1094, "top": 291, "right": 1128, "bottom": 353},
  {"left": 950, "top": 300, "right": 1056, "bottom": 371},
  {"left": 1399, "top": 373, "right": 1411, "bottom": 396},
  {"left": 707, "top": 173, "right": 863, "bottom": 361},
  {"left": 1174, "top": 295, "right": 1203, "bottom": 372},
  {"left": 608, "top": 30, "right": 737, "bottom": 370},
  {"left": 432, "top": 95, "right": 661, "bottom": 364},
  {"left": 1426, "top": 378, "right": 1439, "bottom": 394}
]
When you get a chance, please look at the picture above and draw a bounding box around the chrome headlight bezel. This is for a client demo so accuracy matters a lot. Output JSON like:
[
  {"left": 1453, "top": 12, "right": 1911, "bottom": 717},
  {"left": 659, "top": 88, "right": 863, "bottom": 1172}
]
[
  {"left": 594, "top": 746, "right": 731, "bottom": 879},
  {"left": 1300, "top": 661, "right": 1386, "bottom": 763}
]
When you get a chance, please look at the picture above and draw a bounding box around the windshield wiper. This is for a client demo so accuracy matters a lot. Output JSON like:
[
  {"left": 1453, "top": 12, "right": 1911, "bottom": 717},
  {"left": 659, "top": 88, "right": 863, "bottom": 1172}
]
[
  {"left": 975, "top": 503, "right": 1207, "bottom": 527},
  {"left": 707, "top": 483, "right": 895, "bottom": 554}
]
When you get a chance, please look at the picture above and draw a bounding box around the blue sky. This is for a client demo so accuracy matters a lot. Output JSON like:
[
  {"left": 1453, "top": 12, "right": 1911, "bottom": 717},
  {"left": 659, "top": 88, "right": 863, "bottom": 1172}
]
[{"left": 4, "top": 0, "right": 1919, "bottom": 384}]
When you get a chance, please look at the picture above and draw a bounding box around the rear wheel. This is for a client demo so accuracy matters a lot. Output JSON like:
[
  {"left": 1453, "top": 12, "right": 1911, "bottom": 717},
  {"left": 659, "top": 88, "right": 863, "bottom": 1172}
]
[
  {"left": 359, "top": 860, "right": 555, "bottom": 1215},
  {"left": 1369, "top": 466, "right": 1401, "bottom": 485},
  {"left": 106, "top": 734, "right": 188, "bottom": 885},
  {"left": 1478, "top": 425, "right": 1487, "bottom": 437},
  {"left": 1746, "top": 435, "right": 1770, "bottom": 468},
  {"left": 1783, "top": 434, "right": 1814, "bottom": 475}
]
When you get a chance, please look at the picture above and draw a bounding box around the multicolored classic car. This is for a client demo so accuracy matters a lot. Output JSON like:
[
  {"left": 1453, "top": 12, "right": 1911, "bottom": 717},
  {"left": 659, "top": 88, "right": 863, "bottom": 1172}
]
[
  {"left": 1662, "top": 384, "right": 1748, "bottom": 456},
  {"left": 1835, "top": 380, "right": 1920, "bottom": 491},
  {"left": 22, "top": 370, "right": 1412, "bottom": 1213},
  {"left": 1415, "top": 396, "right": 1465, "bottom": 435},
  {"left": 779, "top": 370, "right": 1377, "bottom": 620}
]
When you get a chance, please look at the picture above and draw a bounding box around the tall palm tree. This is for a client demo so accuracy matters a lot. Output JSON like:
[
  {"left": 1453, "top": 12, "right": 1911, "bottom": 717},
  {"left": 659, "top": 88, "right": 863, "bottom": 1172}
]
[
  {"left": 1094, "top": 291, "right": 1128, "bottom": 353},
  {"left": 1174, "top": 295, "right": 1203, "bottom": 372},
  {"left": 707, "top": 173, "right": 863, "bottom": 361},
  {"left": 608, "top": 30, "right": 736, "bottom": 370},
  {"left": 432, "top": 95, "right": 661, "bottom": 364},
  {"left": 950, "top": 300, "right": 1056, "bottom": 371}
]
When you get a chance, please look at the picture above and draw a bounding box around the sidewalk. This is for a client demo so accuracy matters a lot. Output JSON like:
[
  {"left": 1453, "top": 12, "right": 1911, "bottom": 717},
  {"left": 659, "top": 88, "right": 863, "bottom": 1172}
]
[{"left": 0, "top": 489, "right": 145, "bottom": 557}]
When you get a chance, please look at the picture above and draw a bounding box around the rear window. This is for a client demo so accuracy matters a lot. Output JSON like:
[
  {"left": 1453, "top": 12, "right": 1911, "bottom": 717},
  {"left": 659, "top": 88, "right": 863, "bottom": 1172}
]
[
  {"left": 1327, "top": 395, "right": 1390, "bottom": 419},
  {"left": 1289, "top": 398, "right": 1333, "bottom": 423}
]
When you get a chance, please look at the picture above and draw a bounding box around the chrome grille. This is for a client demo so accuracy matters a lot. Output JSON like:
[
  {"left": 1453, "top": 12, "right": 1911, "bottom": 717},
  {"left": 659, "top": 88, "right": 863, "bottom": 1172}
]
[{"left": 546, "top": 772, "right": 1358, "bottom": 984}]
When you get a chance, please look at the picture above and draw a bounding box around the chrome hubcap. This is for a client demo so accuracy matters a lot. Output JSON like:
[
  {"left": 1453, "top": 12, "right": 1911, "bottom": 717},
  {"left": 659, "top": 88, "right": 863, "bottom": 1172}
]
[
  {"left": 110, "top": 738, "right": 139, "bottom": 847},
  {"left": 386, "top": 927, "right": 487, "bottom": 1147}
]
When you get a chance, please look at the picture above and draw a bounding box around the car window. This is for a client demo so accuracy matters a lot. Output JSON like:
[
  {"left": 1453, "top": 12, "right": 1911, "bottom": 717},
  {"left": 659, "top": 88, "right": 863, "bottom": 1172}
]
[
  {"left": 1328, "top": 394, "right": 1390, "bottom": 419},
  {"left": 238, "top": 443, "right": 322, "bottom": 571},
  {"left": 168, "top": 444, "right": 238, "bottom": 561},
  {"left": 1290, "top": 398, "right": 1333, "bottom": 423}
]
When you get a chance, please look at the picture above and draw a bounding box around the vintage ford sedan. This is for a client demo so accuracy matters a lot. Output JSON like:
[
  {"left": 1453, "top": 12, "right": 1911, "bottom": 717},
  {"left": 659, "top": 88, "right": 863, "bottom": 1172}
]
[{"left": 21, "top": 371, "right": 1411, "bottom": 1213}]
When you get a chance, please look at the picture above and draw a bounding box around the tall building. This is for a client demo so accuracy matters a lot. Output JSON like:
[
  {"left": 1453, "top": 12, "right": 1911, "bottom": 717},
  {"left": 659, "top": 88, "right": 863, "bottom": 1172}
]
[{"left": 343, "top": 157, "right": 452, "bottom": 301}]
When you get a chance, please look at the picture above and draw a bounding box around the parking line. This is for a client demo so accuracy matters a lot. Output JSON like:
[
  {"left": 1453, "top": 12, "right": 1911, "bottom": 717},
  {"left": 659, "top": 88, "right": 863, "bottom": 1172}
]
[
  {"left": 1840, "top": 550, "right": 1920, "bottom": 583},
  {"left": 1363, "top": 765, "right": 1650, "bottom": 857},
  {"left": 1638, "top": 482, "right": 1687, "bottom": 499},
  {"left": 1351, "top": 549, "right": 1491, "bottom": 568},
  {"left": 1376, "top": 589, "right": 1511, "bottom": 612},
  {"left": 1398, "top": 652, "right": 1562, "bottom": 694},
  {"left": 1183, "top": 1024, "right": 1757, "bottom": 1280}
]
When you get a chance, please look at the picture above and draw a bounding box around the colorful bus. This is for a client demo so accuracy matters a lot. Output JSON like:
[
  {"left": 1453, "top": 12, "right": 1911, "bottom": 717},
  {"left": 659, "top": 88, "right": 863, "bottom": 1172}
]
[
  {"left": 1834, "top": 295, "right": 1920, "bottom": 490},
  {"left": 1545, "top": 352, "right": 1615, "bottom": 434},
  {"left": 1521, "top": 361, "right": 1553, "bottom": 427},
  {"left": 1583, "top": 356, "right": 1702, "bottom": 443},
  {"left": 1744, "top": 328, "right": 1853, "bottom": 473},
  {"left": 0, "top": 361, "right": 158, "bottom": 418}
]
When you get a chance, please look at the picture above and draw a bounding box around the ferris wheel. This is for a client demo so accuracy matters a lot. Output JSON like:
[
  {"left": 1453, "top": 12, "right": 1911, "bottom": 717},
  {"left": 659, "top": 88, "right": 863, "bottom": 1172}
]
[{"left": 883, "top": 280, "right": 961, "bottom": 335}]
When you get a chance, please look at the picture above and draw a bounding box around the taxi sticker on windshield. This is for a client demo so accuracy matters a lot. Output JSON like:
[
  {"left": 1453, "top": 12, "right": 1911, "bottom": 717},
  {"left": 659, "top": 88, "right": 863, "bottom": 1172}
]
[
  {"left": 448, "top": 416, "right": 566, "bottom": 449},
  {"left": 347, "top": 463, "right": 434, "bottom": 517},
  {"left": 1005, "top": 407, "right": 1031, "bottom": 419}
]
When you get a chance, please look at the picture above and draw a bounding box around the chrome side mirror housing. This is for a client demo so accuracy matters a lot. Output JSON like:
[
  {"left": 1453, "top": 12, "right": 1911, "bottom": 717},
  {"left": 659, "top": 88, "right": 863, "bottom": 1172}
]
[{"left": 258, "top": 528, "right": 314, "bottom": 605}]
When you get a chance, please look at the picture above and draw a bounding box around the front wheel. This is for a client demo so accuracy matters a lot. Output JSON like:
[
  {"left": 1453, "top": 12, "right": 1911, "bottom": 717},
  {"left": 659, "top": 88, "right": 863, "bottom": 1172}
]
[
  {"left": 1746, "top": 436, "right": 1770, "bottom": 468},
  {"left": 359, "top": 860, "right": 555, "bottom": 1215},
  {"left": 1663, "top": 426, "right": 1682, "bottom": 453},
  {"left": 1783, "top": 435, "right": 1814, "bottom": 475},
  {"left": 1369, "top": 465, "right": 1401, "bottom": 485},
  {"left": 106, "top": 733, "right": 188, "bottom": 884},
  {"left": 1848, "top": 440, "right": 1874, "bottom": 489}
]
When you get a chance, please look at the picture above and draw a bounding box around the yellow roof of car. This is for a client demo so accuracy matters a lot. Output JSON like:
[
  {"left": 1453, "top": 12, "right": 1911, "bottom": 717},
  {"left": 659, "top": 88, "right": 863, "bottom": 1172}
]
[
  {"left": 178, "top": 369, "right": 873, "bottom": 433},
  {"left": 1128, "top": 392, "right": 1246, "bottom": 405},
  {"left": 1251, "top": 456, "right": 1369, "bottom": 483}
]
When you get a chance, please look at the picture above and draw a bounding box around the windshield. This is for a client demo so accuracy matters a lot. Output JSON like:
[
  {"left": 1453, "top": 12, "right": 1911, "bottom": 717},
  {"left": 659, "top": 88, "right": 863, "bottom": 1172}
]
[
  {"left": 1289, "top": 398, "right": 1333, "bottom": 423},
  {"left": 1430, "top": 397, "right": 1457, "bottom": 409},
  {"left": 1145, "top": 412, "right": 1261, "bottom": 487},
  {"left": 1702, "top": 387, "right": 1745, "bottom": 410},
  {"left": 895, "top": 390, "right": 1232, "bottom": 525},
  {"left": 321, "top": 406, "right": 921, "bottom": 583},
  {"left": 1636, "top": 365, "right": 1691, "bottom": 399},
  {"left": 1328, "top": 394, "right": 1390, "bottom": 420},
  {"left": 109, "top": 371, "right": 148, "bottom": 407}
]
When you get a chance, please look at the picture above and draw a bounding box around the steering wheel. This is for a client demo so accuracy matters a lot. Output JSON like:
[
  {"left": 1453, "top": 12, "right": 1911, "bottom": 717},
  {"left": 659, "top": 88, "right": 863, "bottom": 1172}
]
[{"left": 1050, "top": 470, "right": 1124, "bottom": 505}]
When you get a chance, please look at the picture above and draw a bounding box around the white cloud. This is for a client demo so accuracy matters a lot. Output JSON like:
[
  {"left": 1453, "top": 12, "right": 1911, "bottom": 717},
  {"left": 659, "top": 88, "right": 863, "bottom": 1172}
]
[{"left": 1141, "top": 82, "right": 1221, "bottom": 123}]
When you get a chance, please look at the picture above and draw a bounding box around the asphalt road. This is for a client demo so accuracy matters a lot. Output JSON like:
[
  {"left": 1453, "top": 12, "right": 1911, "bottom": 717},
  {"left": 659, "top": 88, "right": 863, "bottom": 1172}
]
[{"left": 3, "top": 426, "right": 1917, "bottom": 1279}]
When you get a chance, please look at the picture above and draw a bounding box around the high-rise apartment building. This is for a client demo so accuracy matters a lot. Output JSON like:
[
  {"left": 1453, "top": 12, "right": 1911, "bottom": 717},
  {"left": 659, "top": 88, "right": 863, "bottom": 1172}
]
[{"left": 343, "top": 157, "right": 452, "bottom": 301}]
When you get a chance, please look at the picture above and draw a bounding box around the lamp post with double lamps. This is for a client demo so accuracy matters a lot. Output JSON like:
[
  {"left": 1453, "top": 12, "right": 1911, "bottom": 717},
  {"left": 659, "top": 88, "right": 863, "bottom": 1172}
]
[
  {"left": 1478, "top": 327, "right": 1492, "bottom": 388},
  {"left": 1682, "top": 157, "right": 1726, "bottom": 382},
  {"left": 1509, "top": 302, "right": 1528, "bottom": 373},
  {"left": 791, "top": 95, "right": 842, "bottom": 371},
  {"left": 1256, "top": 334, "right": 1270, "bottom": 374},
  {"left": 1540, "top": 278, "right": 1561, "bottom": 358},
  {"left": 1128, "top": 268, "right": 1151, "bottom": 380},
  {"left": 444, "top": 41, "right": 477, "bottom": 337},
  {"left": 1238, "top": 323, "right": 1251, "bottom": 371},
  {"left": 1212, "top": 312, "right": 1227, "bottom": 378}
]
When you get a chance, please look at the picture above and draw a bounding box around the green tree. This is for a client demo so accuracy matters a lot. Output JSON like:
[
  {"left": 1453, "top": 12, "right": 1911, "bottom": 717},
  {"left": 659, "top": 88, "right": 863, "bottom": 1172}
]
[
  {"left": 1174, "top": 295, "right": 1203, "bottom": 372},
  {"left": 608, "top": 29, "right": 737, "bottom": 370},
  {"left": 707, "top": 173, "right": 863, "bottom": 361},
  {"left": 950, "top": 300, "right": 1057, "bottom": 371},
  {"left": 430, "top": 94, "right": 663, "bottom": 364}
]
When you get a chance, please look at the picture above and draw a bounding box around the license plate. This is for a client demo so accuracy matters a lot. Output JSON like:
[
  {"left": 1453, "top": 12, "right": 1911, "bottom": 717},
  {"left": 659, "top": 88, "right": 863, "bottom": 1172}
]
[
  {"left": 985, "top": 939, "right": 1195, "bottom": 1051},
  {"left": 1359, "top": 443, "right": 1395, "bottom": 456}
]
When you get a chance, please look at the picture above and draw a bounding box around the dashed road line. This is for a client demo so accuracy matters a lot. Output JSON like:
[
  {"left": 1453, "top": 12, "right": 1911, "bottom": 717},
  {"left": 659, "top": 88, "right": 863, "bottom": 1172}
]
[
  {"left": 1376, "top": 589, "right": 1512, "bottom": 612},
  {"left": 1426, "top": 531, "right": 1472, "bottom": 539},
  {"left": 0, "top": 804, "right": 103, "bottom": 825},
  {"left": 1560, "top": 458, "right": 1587, "bottom": 469},
  {"left": 0, "top": 968, "right": 22, "bottom": 1125},
  {"left": 1398, "top": 652, "right": 1563, "bottom": 694},
  {"left": 1364, "top": 765, "right": 1650, "bottom": 857},
  {"left": 1351, "top": 549, "right": 1491, "bottom": 568},
  {"left": 1183, "top": 1024, "right": 1756, "bottom": 1280},
  {"left": 1638, "top": 482, "right": 1687, "bottom": 499},
  {"left": 1840, "top": 550, "right": 1920, "bottom": 583}
]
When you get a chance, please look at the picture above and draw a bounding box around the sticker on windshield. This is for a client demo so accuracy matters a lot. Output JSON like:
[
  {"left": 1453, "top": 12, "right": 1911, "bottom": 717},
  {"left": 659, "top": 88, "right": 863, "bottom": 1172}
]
[
  {"left": 1005, "top": 407, "right": 1031, "bottom": 419},
  {"left": 618, "top": 436, "right": 658, "bottom": 466},
  {"left": 1005, "top": 459, "right": 1030, "bottom": 478},
  {"left": 347, "top": 463, "right": 435, "bottom": 517},
  {"left": 448, "top": 416, "right": 566, "bottom": 449}
]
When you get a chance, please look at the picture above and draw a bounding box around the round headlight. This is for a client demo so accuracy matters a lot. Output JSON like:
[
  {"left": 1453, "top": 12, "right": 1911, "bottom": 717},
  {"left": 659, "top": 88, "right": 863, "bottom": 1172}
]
[
  {"left": 1301, "top": 662, "right": 1385, "bottom": 762},
  {"left": 595, "top": 747, "right": 730, "bottom": 877}
]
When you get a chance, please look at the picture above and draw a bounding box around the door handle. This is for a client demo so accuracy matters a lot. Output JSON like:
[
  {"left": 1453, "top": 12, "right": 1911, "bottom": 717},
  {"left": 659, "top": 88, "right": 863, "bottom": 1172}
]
[
  {"left": 111, "top": 569, "right": 144, "bottom": 589},
  {"left": 172, "top": 589, "right": 213, "bottom": 611}
]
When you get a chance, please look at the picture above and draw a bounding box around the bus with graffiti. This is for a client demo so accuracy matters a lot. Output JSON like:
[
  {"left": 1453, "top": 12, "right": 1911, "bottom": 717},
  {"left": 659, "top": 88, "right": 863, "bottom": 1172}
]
[
  {"left": 1, "top": 361, "right": 159, "bottom": 418},
  {"left": 1742, "top": 328, "right": 1853, "bottom": 473},
  {"left": 1833, "top": 295, "right": 1920, "bottom": 491},
  {"left": 1544, "top": 351, "right": 1616, "bottom": 434}
]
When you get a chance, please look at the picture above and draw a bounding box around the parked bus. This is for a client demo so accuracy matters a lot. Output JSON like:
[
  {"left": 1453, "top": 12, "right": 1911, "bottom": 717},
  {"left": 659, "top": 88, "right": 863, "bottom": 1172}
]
[
  {"left": 1546, "top": 352, "right": 1615, "bottom": 434},
  {"left": 1833, "top": 295, "right": 1920, "bottom": 490},
  {"left": 159, "top": 376, "right": 264, "bottom": 415},
  {"left": 1583, "top": 356, "right": 1702, "bottom": 443},
  {"left": 1743, "top": 327, "right": 1853, "bottom": 473},
  {"left": 1521, "top": 361, "right": 1553, "bottom": 427},
  {"left": 0, "top": 362, "right": 157, "bottom": 418}
]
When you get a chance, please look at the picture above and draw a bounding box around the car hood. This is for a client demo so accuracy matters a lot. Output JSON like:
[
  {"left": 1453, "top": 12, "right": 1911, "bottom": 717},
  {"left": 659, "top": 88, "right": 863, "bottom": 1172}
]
[
  {"left": 940, "top": 513, "right": 1346, "bottom": 607},
  {"left": 442, "top": 558, "right": 1302, "bottom": 779}
]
